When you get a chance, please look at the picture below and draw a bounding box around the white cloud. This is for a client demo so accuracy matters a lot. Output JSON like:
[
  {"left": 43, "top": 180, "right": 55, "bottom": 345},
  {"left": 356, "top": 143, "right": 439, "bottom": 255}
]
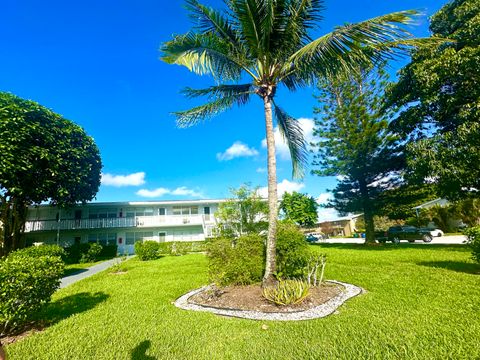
[
  {"left": 217, "top": 141, "right": 259, "bottom": 161},
  {"left": 136, "top": 186, "right": 204, "bottom": 198},
  {"left": 261, "top": 118, "right": 316, "bottom": 161},
  {"left": 101, "top": 172, "right": 146, "bottom": 187},
  {"left": 317, "top": 207, "right": 340, "bottom": 222},
  {"left": 336, "top": 175, "right": 347, "bottom": 181},
  {"left": 171, "top": 186, "right": 204, "bottom": 197},
  {"left": 316, "top": 192, "right": 333, "bottom": 205},
  {"left": 256, "top": 167, "right": 267, "bottom": 173},
  {"left": 257, "top": 179, "right": 305, "bottom": 198}
]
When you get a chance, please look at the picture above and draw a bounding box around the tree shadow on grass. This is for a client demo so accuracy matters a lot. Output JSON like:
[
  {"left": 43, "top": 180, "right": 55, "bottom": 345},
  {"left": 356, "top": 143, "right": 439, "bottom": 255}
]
[
  {"left": 63, "top": 268, "right": 89, "bottom": 277},
  {"left": 131, "top": 340, "right": 157, "bottom": 360},
  {"left": 417, "top": 261, "right": 480, "bottom": 275},
  {"left": 38, "top": 292, "right": 109, "bottom": 325}
]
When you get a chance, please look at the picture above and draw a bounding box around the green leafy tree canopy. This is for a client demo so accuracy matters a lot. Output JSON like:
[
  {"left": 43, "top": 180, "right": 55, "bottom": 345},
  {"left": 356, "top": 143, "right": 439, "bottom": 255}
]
[{"left": 280, "top": 192, "right": 318, "bottom": 227}]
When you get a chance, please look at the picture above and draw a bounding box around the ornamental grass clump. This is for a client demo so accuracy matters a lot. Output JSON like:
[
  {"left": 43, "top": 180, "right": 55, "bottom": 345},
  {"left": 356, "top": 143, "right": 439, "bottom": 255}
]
[{"left": 262, "top": 279, "right": 310, "bottom": 306}]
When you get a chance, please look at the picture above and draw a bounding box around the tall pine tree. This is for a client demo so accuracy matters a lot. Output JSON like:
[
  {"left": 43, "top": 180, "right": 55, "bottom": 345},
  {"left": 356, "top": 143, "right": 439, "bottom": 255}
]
[{"left": 312, "top": 64, "right": 403, "bottom": 244}]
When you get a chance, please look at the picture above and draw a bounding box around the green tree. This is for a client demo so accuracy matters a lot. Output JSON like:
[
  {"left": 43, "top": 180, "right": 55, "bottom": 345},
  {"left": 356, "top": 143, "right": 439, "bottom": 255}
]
[
  {"left": 386, "top": 0, "right": 480, "bottom": 200},
  {"left": 215, "top": 184, "right": 268, "bottom": 237},
  {"left": 377, "top": 183, "right": 438, "bottom": 220},
  {"left": 161, "top": 0, "right": 424, "bottom": 284},
  {"left": 0, "top": 93, "right": 102, "bottom": 255},
  {"left": 312, "top": 64, "right": 403, "bottom": 244},
  {"left": 280, "top": 192, "right": 318, "bottom": 227}
]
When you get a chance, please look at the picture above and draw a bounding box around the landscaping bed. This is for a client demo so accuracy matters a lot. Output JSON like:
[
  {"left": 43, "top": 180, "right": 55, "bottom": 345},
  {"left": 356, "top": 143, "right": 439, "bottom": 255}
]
[
  {"left": 4, "top": 244, "right": 480, "bottom": 359},
  {"left": 189, "top": 282, "right": 342, "bottom": 313}
]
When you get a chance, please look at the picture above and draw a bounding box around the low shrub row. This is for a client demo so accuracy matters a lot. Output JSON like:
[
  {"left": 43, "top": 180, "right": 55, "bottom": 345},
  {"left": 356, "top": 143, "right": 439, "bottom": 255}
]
[
  {"left": 135, "top": 241, "right": 205, "bottom": 261},
  {"left": 64, "top": 243, "right": 117, "bottom": 264},
  {"left": 0, "top": 250, "right": 64, "bottom": 337}
]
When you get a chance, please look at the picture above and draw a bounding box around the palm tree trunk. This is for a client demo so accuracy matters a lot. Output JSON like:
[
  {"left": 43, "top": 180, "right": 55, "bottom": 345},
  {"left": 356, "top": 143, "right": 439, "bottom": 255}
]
[{"left": 262, "top": 92, "right": 278, "bottom": 287}]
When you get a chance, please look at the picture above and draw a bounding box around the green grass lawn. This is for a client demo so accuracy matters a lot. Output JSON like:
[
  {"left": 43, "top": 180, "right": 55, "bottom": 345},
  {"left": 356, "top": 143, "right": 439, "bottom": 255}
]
[{"left": 6, "top": 244, "right": 480, "bottom": 359}]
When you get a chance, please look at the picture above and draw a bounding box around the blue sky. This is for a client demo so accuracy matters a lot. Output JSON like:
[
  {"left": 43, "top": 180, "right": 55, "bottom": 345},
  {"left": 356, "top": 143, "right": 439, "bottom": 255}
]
[{"left": 1, "top": 0, "right": 445, "bottom": 220}]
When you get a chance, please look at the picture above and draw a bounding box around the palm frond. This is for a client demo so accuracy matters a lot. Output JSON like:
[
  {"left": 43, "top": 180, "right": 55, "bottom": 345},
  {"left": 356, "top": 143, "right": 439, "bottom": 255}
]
[
  {"left": 182, "top": 84, "right": 253, "bottom": 105},
  {"left": 174, "top": 87, "right": 253, "bottom": 127},
  {"left": 288, "top": 10, "right": 421, "bottom": 78},
  {"left": 273, "top": 103, "right": 308, "bottom": 179},
  {"left": 277, "top": 0, "right": 325, "bottom": 50},
  {"left": 161, "top": 32, "right": 245, "bottom": 81},
  {"left": 185, "top": 0, "right": 239, "bottom": 44},
  {"left": 230, "top": 0, "right": 265, "bottom": 59}
]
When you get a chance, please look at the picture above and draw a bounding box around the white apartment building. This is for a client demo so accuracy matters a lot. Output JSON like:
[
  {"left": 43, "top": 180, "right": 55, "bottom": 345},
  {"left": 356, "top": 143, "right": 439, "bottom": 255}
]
[{"left": 24, "top": 199, "right": 225, "bottom": 254}]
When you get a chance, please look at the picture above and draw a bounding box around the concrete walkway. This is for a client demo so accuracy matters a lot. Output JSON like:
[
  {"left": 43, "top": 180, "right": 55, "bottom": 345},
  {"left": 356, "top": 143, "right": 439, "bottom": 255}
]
[{"left": 60, "top": 256, "right": 134, "bottom": 289}]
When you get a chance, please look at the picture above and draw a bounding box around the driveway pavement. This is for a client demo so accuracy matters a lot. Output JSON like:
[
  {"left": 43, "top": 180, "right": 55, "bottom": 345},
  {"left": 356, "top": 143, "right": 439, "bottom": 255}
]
[{"left": 320, "top": 235, "right": 467, "bottom": 245}]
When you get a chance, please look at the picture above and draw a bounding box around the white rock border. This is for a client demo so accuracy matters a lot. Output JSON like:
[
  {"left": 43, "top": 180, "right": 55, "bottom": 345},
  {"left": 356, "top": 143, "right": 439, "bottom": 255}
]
[{"left": 174, "top": 280, "right": 364, "bottom": 321}]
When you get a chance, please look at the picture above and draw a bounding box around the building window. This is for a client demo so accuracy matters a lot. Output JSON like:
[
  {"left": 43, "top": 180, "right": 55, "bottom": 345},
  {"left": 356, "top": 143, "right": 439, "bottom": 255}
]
[
  {"left": 125, "top": 208, "right": 154, "bottom": 218},
  {"left": 125, "top": 232, "right": 154, "bottom": 245},
  {"left": 172, "top": 206, "right": 199, "bottom": 216},
  {"left": 159, "top": 208, "right": 166, "bottom": 216},
  {"left": 88, "top": 233, "right": 117, "bottom": 245},
  {"left": 89, "top": 208, "right": 117, "bottom": 219}
]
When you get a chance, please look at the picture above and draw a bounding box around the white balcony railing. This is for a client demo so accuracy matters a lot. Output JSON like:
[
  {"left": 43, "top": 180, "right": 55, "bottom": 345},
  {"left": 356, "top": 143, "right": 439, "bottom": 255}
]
[{"left": 24, "top": 214, "right": 215, "bottom": 233}]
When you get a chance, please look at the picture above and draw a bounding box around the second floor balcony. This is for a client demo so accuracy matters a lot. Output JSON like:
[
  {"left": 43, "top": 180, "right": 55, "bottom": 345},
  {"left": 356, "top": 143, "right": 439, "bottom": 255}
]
[{"left": 24, "top": 214, "right": 215, "bottom": 233}]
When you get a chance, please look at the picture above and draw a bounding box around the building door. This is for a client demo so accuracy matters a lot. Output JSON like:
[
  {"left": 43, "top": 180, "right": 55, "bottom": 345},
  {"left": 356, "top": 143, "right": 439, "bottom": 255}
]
[
  {"left": 204, "top": 207, "right": 210, "bottom": 221},
  {"left": 159, "top": 232, "right": 166, "bottom": 242},
  {"left": 74, "top": 210, "right": 82, "bottom": 228}
]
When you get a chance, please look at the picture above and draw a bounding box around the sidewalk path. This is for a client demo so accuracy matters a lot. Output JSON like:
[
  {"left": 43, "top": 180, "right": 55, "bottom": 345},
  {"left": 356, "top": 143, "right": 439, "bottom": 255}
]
[{"left": 60, "top": 256, "right": 134, "bottom": 289}]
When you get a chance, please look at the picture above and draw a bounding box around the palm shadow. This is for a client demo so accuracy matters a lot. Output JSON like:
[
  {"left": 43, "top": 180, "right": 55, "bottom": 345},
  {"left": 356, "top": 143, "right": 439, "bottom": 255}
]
[
  {"left": 131, "top": 340, "right": 157, "bottom": 360},
  {"left": 417, "top": 261, "right": 480, "bottom": 275},
  {"left": 38, "top": 291, "right": 109, "bottom": 325}
]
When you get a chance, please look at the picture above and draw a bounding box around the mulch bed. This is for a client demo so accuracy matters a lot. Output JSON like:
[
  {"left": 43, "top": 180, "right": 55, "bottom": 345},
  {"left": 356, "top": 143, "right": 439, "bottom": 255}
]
[{"left": 189, "top": 283, "right": 343, "bottom": 313}]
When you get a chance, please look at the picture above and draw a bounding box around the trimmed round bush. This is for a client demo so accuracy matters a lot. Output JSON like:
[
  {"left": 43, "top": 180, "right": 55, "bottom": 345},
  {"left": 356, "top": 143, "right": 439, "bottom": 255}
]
[
  {"left": 80, "top": 243, "right": 103, "bottom": 263},
  {"left": 9, "top": 244, "right": 67, "bottom": 262},
  {"left": 276, "top": 221, "right": 311, "bottom": 279},
  {"left": 206, "top": 233, "right": 265, "bottom": 286},
  {"left": 135, "top": 241, "right": 161, "bottom": 261},
  {"left": 465, "top": 226, "right": 480, "bottom": 263},
  {"left": 0, "top": 254, "right": 64, "bottom": 336}
]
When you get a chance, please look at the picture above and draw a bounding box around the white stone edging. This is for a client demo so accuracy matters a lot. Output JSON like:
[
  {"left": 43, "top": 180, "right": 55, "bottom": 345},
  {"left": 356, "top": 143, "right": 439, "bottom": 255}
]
[{"left": 174, "top": 280, "right": 364, "bottom": 321}]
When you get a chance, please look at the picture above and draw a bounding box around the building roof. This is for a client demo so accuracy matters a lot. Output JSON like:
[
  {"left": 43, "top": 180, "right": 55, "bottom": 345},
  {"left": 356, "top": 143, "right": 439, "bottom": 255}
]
[
  {"left": 412, "top": 198, "right": 449, "bottom": 210},
  {"left": 29, "top": 198, "right": 229, "bottom": 209}
]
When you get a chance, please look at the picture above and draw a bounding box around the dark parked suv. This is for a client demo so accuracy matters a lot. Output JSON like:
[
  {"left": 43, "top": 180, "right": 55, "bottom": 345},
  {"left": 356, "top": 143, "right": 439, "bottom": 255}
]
[{"left": 382, "top": 226, "right": 433, "bottom": 244}]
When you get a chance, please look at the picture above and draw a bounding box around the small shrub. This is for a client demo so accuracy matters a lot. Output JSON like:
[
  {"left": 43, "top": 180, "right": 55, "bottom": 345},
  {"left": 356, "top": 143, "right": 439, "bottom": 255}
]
[
  {"left": 207, "top": 234, "right": 265, "bottom": 286},
  {"left": 171, "top": 242, "right": 190, "bottom": 256},
  {"left": 157, "top": 242, "right": 173, "bottom": 255},
  {"left": 0, "top": 255, "right": 64, "bottom": 336},
  {"left": 65, "top": 243, "right": 90, "bottom": 264},
  {"left": 100, "top": 244, "right": 118, "bottom": 258},
  {"left": 135, "top": 241, "right": 160, "bottom": 261},
  {"left": 305, "top": 254, "right": 327, "bottom": 286},
  {"left": 9, "top": 245, "right": 67, "bottom": 262},
  {"left": 80, "top": 243, "right": 103, "bottom": 263},
  {"left": 276, "top": 221, "right": 311, "bottom": 279},
  {"left": 262, "top": 279, "right": 310, "bottom": 306},
  {"left": 465, "top": 226, "right": 480, "bottom": 263},
  {"left": 157, "top": 241, "right": 205, "bottom": 256}
]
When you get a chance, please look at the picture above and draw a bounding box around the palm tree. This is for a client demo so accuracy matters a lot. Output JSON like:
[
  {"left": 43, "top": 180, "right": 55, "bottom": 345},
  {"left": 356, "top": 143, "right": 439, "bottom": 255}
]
[{"left": 161, "top": 0, "right": 423, "bottom": 286}]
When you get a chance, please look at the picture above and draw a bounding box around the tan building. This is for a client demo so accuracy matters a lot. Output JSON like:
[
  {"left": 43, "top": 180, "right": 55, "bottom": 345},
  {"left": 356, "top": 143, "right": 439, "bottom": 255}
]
[{"left": 308, "top": 214, "right": 363, "bottom": 237}]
